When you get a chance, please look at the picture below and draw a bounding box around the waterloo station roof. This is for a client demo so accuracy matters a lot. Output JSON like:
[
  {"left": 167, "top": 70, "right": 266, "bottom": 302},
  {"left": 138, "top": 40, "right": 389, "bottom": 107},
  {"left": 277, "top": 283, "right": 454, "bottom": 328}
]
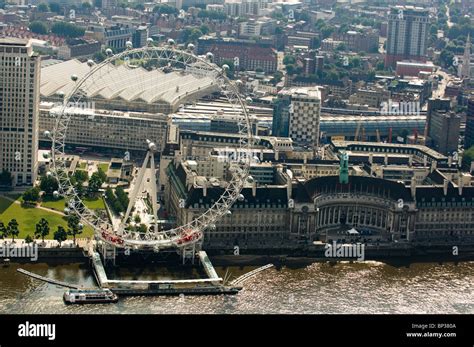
[{"left": 40, "top": 59, "right": 218, "bottom": 109}]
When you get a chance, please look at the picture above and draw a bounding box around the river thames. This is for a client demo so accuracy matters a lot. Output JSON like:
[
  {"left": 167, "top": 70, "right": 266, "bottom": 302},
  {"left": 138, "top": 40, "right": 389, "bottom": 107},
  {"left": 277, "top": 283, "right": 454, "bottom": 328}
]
[{"left": 0, "top": 261, "right": 473, "bottom": 314}]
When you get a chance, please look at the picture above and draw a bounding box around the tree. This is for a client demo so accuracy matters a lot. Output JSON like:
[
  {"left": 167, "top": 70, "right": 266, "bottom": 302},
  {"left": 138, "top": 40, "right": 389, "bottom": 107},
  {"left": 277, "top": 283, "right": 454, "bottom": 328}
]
[
  {"left": 182, "top": 28, "right": 203, "bottom": 43},
  {"left": 54, "top": 226, "right": 67, "bottom": 246},
  {"left": 283, "top": 55, "right": 296, "bottom": 65},
  {"left": 37, "top": 3, "right": 49, "bottom": 12},
  {"left": 25, "top": 235, "right": 33, "bottom": 244},
  {"left": 67, "top": 214, "right": 82, "bottom": 245},
  {"left": 0, "top": 222, "right": 6, "bottom": 239},
  {"left": 138, "top": 224, "right": 148, "bottom": 233},
  {"left": 200, "top": 25, "right": 210, "bottom": 35},
  {"left": 197, "top": 10, "right": 227, "bottom": 21},
  {"left": 75, "top": 181, "right": 85, "bottom": 197},
  {"left": 336, "top": 43, "right": 347, "bottom": 51},
  {"left": 29, "top": 21, "right": 49, "bottom": 35},
  {"left": 271, "top": 71, "right": 283, "bottom": 85},
  {"left": 7, "top": 219, "right": 19, "bottom": 242},
  {"left": 51, "top": 22, "right": 85, "bottom": 38},
  {"left": 22, "top": 186, "right": 41, "bottom": 205},
  {"left": 81, "top": 2, "right": 92, "bottom": 11},
  {"left": 93, "top": 50, "right": 107, "bottom": 63},
  {"left": 49, "top": 2, "right": 61, "bottom": 13},
  {"left": 438, "top": 49, "right": 455, "bottom": 69},
  {"left": 74, "top": 170, "right": 88, "bottom": 183},
  {"left": 117, "top": 0, "right": 127, "bottom": 8},
  {"left": 88, "top": 172, "right": 103, "bottom": 195},
  {"left": 97, "top": 167, "right": 107, "bottom": 183},
  {"left": 134, "top": 3, "right": 144, "bottom": 11},
  {"left": 0, "top": 170, "right": 13, "bottom": 187},
  {"left": 321, "top": 26, "right": 334, "bottom": 39},
  {"left": 134, "top": 214, "right": 141, "bottom": 224},
  {"left": 115, "top": 186, "right": 129, "bottom": 210},
  {"left": 113, "top": 199, "right": 124, "bottom": 213},
  {"left": 462, "top": 145, "right": 474, "bottom": 170},
  {"left": 40, "top": 175, "right": 59, "bottom": 195},
  {"left": 286, "top": 64, "right": 296, "bottom": 75},
  {"left": 153, "top": 4, "right": 178, "bottom": 15},
  {"left": 35, "top": 218, "right": 50, "bottom": 243}
]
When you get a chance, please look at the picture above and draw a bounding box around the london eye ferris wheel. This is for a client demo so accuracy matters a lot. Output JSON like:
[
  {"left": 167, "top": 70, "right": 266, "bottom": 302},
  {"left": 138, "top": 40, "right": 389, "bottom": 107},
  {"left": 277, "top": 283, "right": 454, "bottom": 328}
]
[{"left": 48, "top": 40, "right": 255, "bottom": 252}]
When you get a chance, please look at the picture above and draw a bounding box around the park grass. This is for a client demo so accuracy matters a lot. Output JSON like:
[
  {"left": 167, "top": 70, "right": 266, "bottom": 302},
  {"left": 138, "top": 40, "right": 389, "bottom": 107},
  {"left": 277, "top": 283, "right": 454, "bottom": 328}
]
[
  {"left": 82, "top": 196, "right": 105, "bottom": 210},
  {"left": 98, "top": 163, "right": 109, "bottom": 173},
  {"left": 41, "top": 196, "right": 67, "bottom": 211},
  {"left": 0, "top": 196, "right": 94, "bottom": 239},
  {"left": 42, "top": 196, "right": 105, "bottom": 211}
]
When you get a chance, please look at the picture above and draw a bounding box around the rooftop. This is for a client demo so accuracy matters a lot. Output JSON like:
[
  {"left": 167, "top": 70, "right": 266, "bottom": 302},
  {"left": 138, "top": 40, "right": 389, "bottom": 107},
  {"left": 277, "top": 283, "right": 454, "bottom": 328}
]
[
  {"left": 278, "top": 86, "right": 322, "bottom": 99},
  {"left": 0, "top": 37, "right": 29, "bottom": 46},
  {"left": 40, "top": 59, "right": 218, "bottom": 108},
  {"left": 331, "top": 140, "right": 447, "bottom": 161}
]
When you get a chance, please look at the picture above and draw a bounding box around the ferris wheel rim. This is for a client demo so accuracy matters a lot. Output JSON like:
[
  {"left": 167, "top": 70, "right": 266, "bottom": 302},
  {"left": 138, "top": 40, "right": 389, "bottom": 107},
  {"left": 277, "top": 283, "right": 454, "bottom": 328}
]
[{"left": 50, "top": 45, "right": 254, "bottom": 249}]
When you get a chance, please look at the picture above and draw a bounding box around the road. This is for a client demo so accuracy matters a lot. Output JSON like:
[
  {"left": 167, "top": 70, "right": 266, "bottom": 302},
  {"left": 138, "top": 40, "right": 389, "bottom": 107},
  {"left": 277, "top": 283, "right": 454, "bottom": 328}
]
[
  {"left": 446, "top": 1, "right": 454, "bottom": 29},
  {"left": 433, "top": 68, "right": 452, "bottom": 99}
]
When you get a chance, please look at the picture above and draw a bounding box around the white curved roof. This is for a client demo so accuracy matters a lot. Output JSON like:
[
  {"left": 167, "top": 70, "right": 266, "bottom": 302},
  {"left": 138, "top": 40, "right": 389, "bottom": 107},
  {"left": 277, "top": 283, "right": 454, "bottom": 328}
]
[{"left": 40, "top": 59, "right": 217, "bottom": 108}]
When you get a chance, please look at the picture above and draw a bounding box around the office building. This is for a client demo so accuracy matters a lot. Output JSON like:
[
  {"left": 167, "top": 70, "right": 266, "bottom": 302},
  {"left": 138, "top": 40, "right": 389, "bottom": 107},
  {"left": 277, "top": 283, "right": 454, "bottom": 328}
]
[
  {"left": 428, "top": 110, "right": 461, "bottom": 156},
  {"left": 385, "top": 6, "right": 429, "bottom": 68},
  {"left": 272, "top": 87, "right": 322, "bottom": 148},
  {"left": 465, "top": 97, "right": 474, "bottom": 150},
  {"left": 0, "top": 38, "right": 40, "bottom": 186},
  {"left": 197, "top": 37, "right": 277, "bottom": 73},
  {"left": 425, "top": 97, "right": 451, "bottom": 138}
]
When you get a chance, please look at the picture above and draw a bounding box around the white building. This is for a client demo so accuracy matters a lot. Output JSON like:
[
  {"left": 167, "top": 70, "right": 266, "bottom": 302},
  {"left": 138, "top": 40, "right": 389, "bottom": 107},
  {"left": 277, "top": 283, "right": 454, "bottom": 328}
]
[
  {"left": 224, "top": 0, "right": 270, "bottom": 17},
  {"left": 283, "top": 87, "right": 322, "bottom": 148},
  {"left": 239, "top": 17, "right": 275, "bottom": 38},
  {"left": 0, "top": 38, "right": 40, "bottom": 186}
]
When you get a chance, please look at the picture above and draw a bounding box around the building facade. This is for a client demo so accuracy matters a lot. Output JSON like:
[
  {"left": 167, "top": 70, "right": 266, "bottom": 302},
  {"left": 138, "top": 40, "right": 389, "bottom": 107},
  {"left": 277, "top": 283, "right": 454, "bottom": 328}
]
[
  {"left": 272, "top": 87, "right": 322, "bottom": 149},
  {"left": 105, "top": 26, "right": 134, "bottom": 51},
  {"left": 385, "top": 6, "right": 429, "bottom": 68},
  {"left": 465, "top": 97, "right": 474, "bottom": 150},
  {"left": 57, "top": 38, "right": 101, "bottom": 60},
  {"left": 39, "top": 104, "right": 168, "bottom": 153},
  {"left": 428, "top": 110, "right": 461, "bottom": 156},
  {"left": 0, "top": 38, "right": 40, "bottom": 186},
  {"left": 167, "top": 162, "right": 474, "bottom": 249},
  {"left": 333, "top": 30, "right": 379, "bottom": 53},
  {"left": 197, "top": 37, "right": 277, "bottom": 73}
]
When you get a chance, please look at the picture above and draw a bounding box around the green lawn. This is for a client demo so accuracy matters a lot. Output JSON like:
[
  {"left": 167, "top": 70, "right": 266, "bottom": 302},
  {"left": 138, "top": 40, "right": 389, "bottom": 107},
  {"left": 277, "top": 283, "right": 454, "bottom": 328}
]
[
  {"left": 41, "top": 196, "right": 67, "bottom": 211},
  {"left": 77, "top": 162, "right": 87, "bottom": 170},
  {"left": 98, "top": 163, "right": 109, "bottom": 173},
  {"left": 42, "top": 196, "right": 105, "bottom": 211},
  {"left": 0, "top": 196, "right": 94, "bottom": 239},
  {"left": 82, "top": 196, "right": 106, "bottom": 210}
]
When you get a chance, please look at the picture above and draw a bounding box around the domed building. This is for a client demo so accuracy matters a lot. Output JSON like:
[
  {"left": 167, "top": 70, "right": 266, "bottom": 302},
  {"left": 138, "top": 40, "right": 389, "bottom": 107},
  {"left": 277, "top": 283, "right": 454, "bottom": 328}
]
[{"left": 292, "top": 175, "right": 416, "bottom": 243}]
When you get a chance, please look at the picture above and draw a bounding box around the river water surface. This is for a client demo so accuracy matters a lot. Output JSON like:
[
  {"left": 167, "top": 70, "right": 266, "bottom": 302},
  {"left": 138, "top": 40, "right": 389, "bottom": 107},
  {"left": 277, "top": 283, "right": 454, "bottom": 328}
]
[{"left": 0, "top": 261, "right": 472, "bottom": 314}]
